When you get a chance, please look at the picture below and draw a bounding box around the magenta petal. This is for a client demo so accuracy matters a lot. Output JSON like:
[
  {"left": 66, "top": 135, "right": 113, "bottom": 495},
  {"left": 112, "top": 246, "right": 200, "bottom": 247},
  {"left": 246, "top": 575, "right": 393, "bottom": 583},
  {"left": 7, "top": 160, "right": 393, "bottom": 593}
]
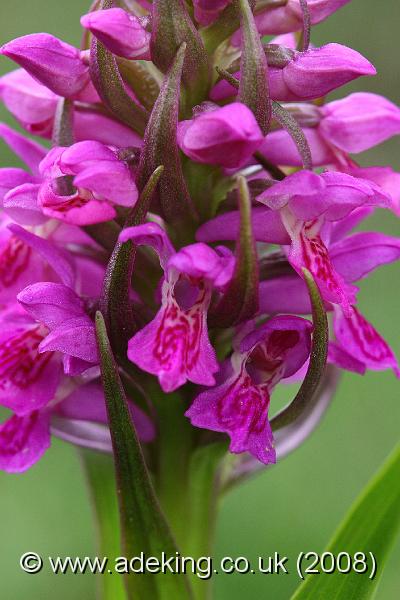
[
  {"left": 3, "top": 183, "right": 47, "bottom": 226},
  {"left": 0, "top": 33, "right": 89, "bottom": 98},
  {"left": 0, "top": 168, "right": 36, "bottom": 203},
  {"left": 240, "top": 315, "right": 313, "bottom": 378},
  {"left": 346, "top": 166, "right": 400, "bottom": 216},
  {"left": 0, "top": 320, "right": 61, "bottom": 415},
  {"left": 257, "top": 171, "right": 328, "bottom": 219},
  {"left": 328, "top": 341, "right": 366, "bottom": 375},
  {"left": 17, "top": 282, "right": 86, "bottom": 329},
  {"left": 177, "top": 103, "right": 264, "bottom": 169},
  {"left": 0, "top": 68, "right": 58, "bottom": 126},
  {"left": 196, "top": 207, "right": 290, "bottom": 244},
  {"left": 186, "top": 375, "right": 276, "bottom": 465},
  {"left": 0, "top": 411, "right": 51, "bottom": 473},
  {"left": 334, "top": 307, "right": 400, "bottom": 377},
  {"left": 9, "top": 225, "right": 75, "bottom": 287},
  {"left": 58, "top": 141, "right": 118, "bottom": 174},
  {"left": 257, "top": 127, "right": 336, "bottom": 167},
  {"left": 283, "top": 44, "right": 376, "bottom": 100},
  {"left": 330, "top": 232, "right": 400, "bottom": 283},
  {"left": 38, "top": 181, "right": 116, "bottom": 225},
  {"left": 80, "top": 8, "right": 151, "bottom": 60},
  {"left": 259, "top": 276, "right": 314, "bottom": 315},
  {"left": 0, "top": 123, "right": 47, "bottom": 175},
  {"left": 55, "top": 382, "right": 155, "bottom": 443},
  {"left": 168, "top": 243, "right": 235, "bottom": 289},
  {"left": 73, "top": 162, "right": 138, "bottom": 207},
  {"left": 320, "top": 93, "right": 400, "bottom": 153},
  {"left": 73, "top": 110, "right": 143, "bottom": 147},
  {"left": 39, "top": 317, "right": 98, "bottom": 365},
  {"left": 119, "top": 222, "right": 175, "bottom": 269},
  {"left": 128, "top": 298, "right": 218, "bottom": 392}
]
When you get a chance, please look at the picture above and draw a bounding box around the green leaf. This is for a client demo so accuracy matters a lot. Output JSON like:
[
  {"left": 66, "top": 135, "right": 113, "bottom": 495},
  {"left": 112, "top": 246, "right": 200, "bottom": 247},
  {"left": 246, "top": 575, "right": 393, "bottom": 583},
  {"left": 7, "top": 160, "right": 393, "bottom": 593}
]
[
  {"left": 210, "top": 176, "right": 259, "bottom": 327},
  {"left": 271, "top": 268, "right": 328, "bottom": 430},
  {"left": 117, "top": 58, "right": 160, "bottom": 112},
  {"left": 291, "top": 444, "right": 400, "bottom": 600},
  {"left": 151, "top": 0, "right": 210, "bottom": 109},
  {"left": 136, "top": 44, "right": 196, "bottom": 226},
  {"left": 89, "top": 0, "right": 148, "bottom": 136},
  {"left": 238, "top": 0, "right": 271, "bottom": 133},
  {"left": 101, "top": 166, "right": 164, "bottom": 357},
  {"left": 95, "top": 312, "right": 193, "bottom": 600},
  {"left": 271, "top": 101, "right": 312, "bottom": 170},
  {"left": 52, "top": 97, "right": 74, "bottom": 147},
  {"left": 81, "top": 450, "right": 127, "bottom": 600}
]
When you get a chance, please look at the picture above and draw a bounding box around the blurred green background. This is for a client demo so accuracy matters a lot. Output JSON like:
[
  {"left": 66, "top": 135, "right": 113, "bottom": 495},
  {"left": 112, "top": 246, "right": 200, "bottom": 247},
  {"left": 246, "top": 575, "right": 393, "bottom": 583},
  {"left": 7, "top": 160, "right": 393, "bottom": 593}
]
[{"left": 0, "top": 1, "right": 399, "bottom": 598}]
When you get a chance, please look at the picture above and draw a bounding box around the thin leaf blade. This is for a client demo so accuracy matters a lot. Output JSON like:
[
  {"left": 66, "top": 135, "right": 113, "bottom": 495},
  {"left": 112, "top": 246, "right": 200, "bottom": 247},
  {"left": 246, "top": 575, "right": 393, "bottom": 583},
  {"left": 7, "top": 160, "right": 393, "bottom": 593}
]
[
  {"left": 95, "top": 312, "right": 193, "bottom": 600},
  {"left": 292, "top": 444, "right": 400, "bottom": 600}
]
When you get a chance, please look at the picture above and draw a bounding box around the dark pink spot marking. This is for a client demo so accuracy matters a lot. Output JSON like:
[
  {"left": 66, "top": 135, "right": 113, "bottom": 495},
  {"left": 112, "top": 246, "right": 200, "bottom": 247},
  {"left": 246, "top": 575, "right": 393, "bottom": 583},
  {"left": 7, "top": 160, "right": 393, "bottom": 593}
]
[
  {"left": 0, "top": 236, "right": 31, "bottom": 288},
  {"left": 0, "top": 326, "right": 52, "bottom": 390},
  {"left": 0, "top": 412, "right": 39, "bottom": 456}
]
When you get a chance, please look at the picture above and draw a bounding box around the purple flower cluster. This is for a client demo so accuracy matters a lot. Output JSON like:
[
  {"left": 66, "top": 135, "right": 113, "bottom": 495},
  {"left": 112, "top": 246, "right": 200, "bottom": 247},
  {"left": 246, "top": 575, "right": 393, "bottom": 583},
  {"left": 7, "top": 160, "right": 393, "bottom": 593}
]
[{"left": 0, "top": 0, "right": 398, "bottom": 474}]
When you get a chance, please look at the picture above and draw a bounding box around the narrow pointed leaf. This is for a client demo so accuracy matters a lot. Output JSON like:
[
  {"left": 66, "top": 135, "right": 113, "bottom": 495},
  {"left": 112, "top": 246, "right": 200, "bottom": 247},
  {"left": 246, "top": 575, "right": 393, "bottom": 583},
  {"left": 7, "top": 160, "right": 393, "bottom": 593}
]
[
  {"left": 102, "top": 166, "right": 164, "bottom": 356},
  {"left": 298, "top": 0, "right": 311, "bottom": 51},
  {"left": 272, "top": 100, "right": 312, "bottom": 170},
  {"left": 238, "top": 0, "right": 271, "bottom": 133},
  {"left": 89, "top": 0, "right": 148, "bottom": 136},
  {"left": 52, "top": 97, "right": 74, "bottom": 147},
  {"left": 52, "top": 98, "right": 75, "bottom": 196},
  {"left": 117, "top": 58, "right": 160, "bottom": 112},
  {"left": 151, "top": 0, "right": 210, "bottom": 109},
  {"left": 210, "top": 176, "right": 259, "bottom": 327},
  {"left": 95, "top": 312, "right": 193, "bottom": 600},
  {"left": 271, "top": 268, "right": 328, "bottom": 430},
  {"left": 81, "top": 450, "right": 127, "bottom": 600},
  {"left": 291, "top": 443, "right": 400, "bottom": 600},
  {"left": 136, "top": 44, "right": 196, "bottom": 225}
]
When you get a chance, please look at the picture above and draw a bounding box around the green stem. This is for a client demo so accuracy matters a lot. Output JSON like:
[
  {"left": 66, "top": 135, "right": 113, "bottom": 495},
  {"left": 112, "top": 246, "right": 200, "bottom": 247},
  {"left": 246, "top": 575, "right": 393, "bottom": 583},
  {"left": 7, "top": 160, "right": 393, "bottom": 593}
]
[
  {"left": 150, "top": 383, "right": 194, "bottom": 549},
  {"left": 81, "top": 450, "right": 127, "bottom": 600}
]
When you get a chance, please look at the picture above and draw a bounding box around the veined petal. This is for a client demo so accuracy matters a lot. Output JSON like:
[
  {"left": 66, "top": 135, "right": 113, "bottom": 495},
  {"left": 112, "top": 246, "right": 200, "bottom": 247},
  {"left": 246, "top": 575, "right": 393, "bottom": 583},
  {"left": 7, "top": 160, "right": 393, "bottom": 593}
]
[
  {"left": 330, "top": 232, "right": 400, "bottom": 282},
  {"left": 186, "top": 370, "right": 276, "bottom": 465},
  {"left": 0, "top": 411, "right": 51, "bottom": 473},
  {"left": 0, "top": 319, "right": 61, "bottom": 415},
  {"left": 334, "top": 307, "right": 400, "bottom": 377},
  {"left": 128, "top": 283, "right": 218, "bottom": 392},
  {"left": 283, "top": 212, "right": 357, "bottom": 315}
]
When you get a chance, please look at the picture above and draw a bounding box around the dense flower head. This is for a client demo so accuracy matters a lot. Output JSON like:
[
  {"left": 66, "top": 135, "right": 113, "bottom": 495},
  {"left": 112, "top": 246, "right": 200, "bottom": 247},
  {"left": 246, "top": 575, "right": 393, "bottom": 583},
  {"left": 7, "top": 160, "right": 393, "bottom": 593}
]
[{"left": 0, "top": 0, "right": 398, "bottom": 475}]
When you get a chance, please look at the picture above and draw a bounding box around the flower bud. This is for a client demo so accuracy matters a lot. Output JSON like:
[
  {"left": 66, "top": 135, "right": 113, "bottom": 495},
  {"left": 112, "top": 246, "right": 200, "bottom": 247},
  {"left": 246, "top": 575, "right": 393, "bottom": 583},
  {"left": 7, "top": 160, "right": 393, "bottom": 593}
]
[
  {"left": 211, "top": 43, "right": 375, "bottom": 102},
  {"left": 255, "top": 0, "right": 351, "bottom": 35},
  {"left": 319, "top": 92, "right": 400, "bottom": 153},
  {"left": 80, "top": 8, "right": 151, "bottom": 60},
  {"left": 0, "top": 33, "right": 90, "bottom": 98},
  {"left": 177, "top": 103, "right": 264, "bottom": 168}
]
